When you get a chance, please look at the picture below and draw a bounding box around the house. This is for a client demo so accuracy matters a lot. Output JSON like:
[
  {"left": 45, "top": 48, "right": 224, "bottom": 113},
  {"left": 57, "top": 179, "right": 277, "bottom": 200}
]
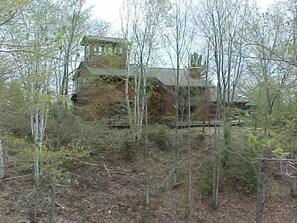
[{"left": 71, "top": 35, "right": 214, "bottom": 124}]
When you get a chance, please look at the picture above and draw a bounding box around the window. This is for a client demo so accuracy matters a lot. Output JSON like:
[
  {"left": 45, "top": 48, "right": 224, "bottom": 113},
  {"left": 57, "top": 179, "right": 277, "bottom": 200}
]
[
  {"left": 85, "top": 46, "right": 89, "bottom": 58},
  {"left": 94, "top": 45, "right": 102, "bottom": 56},
  {"left": 118, "top": 47, "right": 123, "bottom": 55}
]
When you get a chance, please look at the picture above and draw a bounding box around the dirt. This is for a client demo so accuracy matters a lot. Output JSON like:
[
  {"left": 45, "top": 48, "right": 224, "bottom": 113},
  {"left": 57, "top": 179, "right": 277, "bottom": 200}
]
[{"left": 1, "top": 127, "right": 297, "bottom": 223}]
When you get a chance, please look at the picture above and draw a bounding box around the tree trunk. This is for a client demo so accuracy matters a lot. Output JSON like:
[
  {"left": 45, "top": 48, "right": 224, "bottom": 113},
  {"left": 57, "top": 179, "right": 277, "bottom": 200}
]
[
  {"left": 144, "top": 95, "right": 149, "bottom": 206},
  {"left": 256, "top": 158, "right": 268, "bottom": 223},
  {"left": 125, "top": 71, "right": 133, "bottom": 128},
  {"left": 212, "top": 138, "right": 220, "bottom": 209},
  {"left": 31, "top": 108, "right": 48, "bottom": 223},
  {"left": 0, "top": 140, "right": 4, "bottom": 179},
  {"left": 290, "top": 151, "right": 297, "bottom": 194},
  {"left": 212, "top": 103, "right": 221, "bottom": 209},
  {"left": 50, "top": 177, "right": 56, "bottom": 223},
  {"left": 185, "top": 79, "right": 192, "bottom": 221}
]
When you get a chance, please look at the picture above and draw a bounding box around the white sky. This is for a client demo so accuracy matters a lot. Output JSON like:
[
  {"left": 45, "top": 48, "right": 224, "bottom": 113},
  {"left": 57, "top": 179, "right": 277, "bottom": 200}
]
[
  {"left": 85, "top": 0, "right": 123, "bottom": 32},
  {"left": 85, "top": 0, "right": 277, "bottom": 33}
]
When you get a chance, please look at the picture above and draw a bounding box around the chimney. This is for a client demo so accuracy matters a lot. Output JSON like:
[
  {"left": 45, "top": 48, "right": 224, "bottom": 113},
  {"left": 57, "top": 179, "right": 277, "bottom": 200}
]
[{"left": 188, "top": 67, "right": 202, "bottom": 79}]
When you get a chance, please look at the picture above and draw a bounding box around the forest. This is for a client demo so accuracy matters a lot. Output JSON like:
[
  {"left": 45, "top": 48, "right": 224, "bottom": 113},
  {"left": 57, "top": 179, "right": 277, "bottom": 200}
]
[{"left": 1, "top": 0, "right": 297, "bottom": 222}]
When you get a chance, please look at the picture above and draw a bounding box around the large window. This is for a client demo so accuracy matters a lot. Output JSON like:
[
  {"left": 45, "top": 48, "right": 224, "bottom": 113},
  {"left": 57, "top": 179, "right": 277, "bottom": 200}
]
[
  {"left": 94, "top": 45, "right": 102, "bottom": 56},
  {"left": 117, "top": 47, "right": 123, "bottom": 55}
]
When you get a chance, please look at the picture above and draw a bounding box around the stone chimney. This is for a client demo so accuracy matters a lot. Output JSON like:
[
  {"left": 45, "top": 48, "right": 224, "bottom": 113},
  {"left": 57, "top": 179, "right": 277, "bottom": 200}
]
[{"left": 188, "top": 67, "right": 202, "bottom": 79}]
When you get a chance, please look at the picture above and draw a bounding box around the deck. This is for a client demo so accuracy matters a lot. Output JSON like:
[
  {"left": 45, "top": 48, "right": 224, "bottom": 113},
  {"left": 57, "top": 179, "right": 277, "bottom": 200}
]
[
  {"left": 165, "top": 120, "right": 244, "bottom": 128},
  {"left": 108, "top": 119, "right": 244, "bottom": 128}
]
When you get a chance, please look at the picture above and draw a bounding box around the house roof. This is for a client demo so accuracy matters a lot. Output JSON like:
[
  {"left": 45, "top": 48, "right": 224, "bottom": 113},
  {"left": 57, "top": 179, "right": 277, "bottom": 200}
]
[
  {"left": 85, "top": 66, "right": 127, "bottom": 77},
  {"left": 81, "top": 35, "right": 127, "bottom": 46},
  {"left": 74, "top": 63, "right": 211, "bottom": 88},
  {"left": 208, "top": 88, "right": 249, "bottom": 103},
  {"left": 149, "top": 67, "right": 208, "bottom": 87}
]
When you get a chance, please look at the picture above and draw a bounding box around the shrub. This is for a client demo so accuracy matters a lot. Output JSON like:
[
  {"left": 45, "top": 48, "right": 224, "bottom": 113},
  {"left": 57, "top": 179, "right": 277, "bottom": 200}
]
[
  {"left": 172, "top": 168, "right": 187, "bottom": 189},
  {"left": 221, "top": 144, "right": 258, "bottom": 193},
  {"left": 122, "top": 139, "right": 137, "bottom": 161},
  {"left": 224, "top": 164, "right": 257, "bottom": 193},
  {"left": 198, "top": 163, "right": 213, "bottom": 195},
  {"left": 192, "top": 132, "right": 205, "bottom": 148},
  {"left": 149, "top": 124, "right": 170, "bottom": 150}
]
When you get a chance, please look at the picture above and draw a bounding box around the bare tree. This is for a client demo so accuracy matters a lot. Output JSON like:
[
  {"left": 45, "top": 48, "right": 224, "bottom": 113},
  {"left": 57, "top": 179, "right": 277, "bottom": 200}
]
[
  {"left": 121, "top": 0, "right": 170, "bottom": 205},
  {"left": 160, "top": 1, "right": 196, "bottom": 219},
  {"left": 196, "top": 0, "right": 248, "bottom": 209},
  {"left": 0, "top": 140, "right": 3, "bottom": 179},
  {"left": 162, "top": 0, "right": 194, "bottom": 190}
]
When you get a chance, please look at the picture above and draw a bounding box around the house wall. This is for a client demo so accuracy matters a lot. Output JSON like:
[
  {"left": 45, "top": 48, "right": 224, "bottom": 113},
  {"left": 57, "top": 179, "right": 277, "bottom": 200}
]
[
  {"left": 73, "top": 82, "right": 125, "bottom": 120},
  {"left": 73, "top": 77, "right": 176, "bottom": 122},
  {"left": 193, "top": 91, "right": 216, "bottom": 121},
  {"left": 148, "top": 83, "right": 175, "bottom": 122},
  {"left": 86, "top": 55, "right": 126, "bottom": 69}
]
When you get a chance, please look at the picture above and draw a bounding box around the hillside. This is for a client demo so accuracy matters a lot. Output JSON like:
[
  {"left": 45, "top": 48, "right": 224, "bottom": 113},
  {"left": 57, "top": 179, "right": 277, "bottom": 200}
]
[{"left": 1, "top": 125, "right": 297, "bottom": 223}]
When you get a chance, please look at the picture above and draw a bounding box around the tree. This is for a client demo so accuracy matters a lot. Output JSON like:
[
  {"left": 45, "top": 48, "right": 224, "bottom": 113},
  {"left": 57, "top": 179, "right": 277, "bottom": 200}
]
[
  {"left": 121, "top": 0, "right": 170, "bottom": 205},
  {"left": 50, "top": 0, "right": 110, "bottom": 150},
  {"left": 54, "top": 0, "right": 110, "bottom": 97},
  {"left": 241, "top": 2, "right": 297, "bottom": 222},
  {"left": 195, "top": 0, "right": 248, "bottom": 209},
  {"left": 160, "top": 0, "right": 196, "bottom": 219},
  {"left": 162, "top": 0, "right": 194, "bottom": 186},
  {"left": 0, "top": 0, "right": 99, "bottom": 220},
  {"left": 0, "top": 140, "right": 3, "bottom": 179},
  {"left": 0, "top": 1, "right": 31, "bottom": 179}
]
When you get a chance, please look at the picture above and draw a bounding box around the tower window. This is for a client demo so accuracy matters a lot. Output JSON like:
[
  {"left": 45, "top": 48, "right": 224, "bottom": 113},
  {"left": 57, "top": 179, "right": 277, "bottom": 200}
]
[{"left": 94, "top": 45, "right": 102, "bottom": 55}]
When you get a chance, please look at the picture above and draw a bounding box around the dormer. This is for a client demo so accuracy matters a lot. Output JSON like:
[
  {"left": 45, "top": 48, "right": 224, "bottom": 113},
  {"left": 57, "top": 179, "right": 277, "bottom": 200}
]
[{"left": 81, "top": 35, "right": 129, "bottom": 69}]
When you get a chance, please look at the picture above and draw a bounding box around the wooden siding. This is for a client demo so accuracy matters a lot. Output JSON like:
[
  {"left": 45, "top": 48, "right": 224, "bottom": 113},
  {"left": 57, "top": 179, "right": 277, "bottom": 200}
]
[
  {"left": 86, "top": 55, "right": 126, "bottom": 69},
  {"left": 73, "top": 78, "right": 176, "bottom": 122}
]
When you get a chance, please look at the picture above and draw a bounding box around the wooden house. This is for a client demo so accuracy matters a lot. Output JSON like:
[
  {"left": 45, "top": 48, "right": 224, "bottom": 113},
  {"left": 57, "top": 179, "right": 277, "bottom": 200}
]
[{"left": 71, "top": 35, "right": 213, "bottom": 123}]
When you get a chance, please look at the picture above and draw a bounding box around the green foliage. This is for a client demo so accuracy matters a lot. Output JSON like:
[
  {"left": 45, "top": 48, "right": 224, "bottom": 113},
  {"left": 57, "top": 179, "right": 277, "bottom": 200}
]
[
  {"left": 172, "top": 168, "right": 187, "bottom": 189},
  {"left": 5, "top": 136, "right": 89, "bottom": 178},
  {"left": 291, "top": 192, "right": 297, "bottom": 199},
  {"left": 122, "top": 139, "right": 137, "bottom": 161},
  {"left": 42, "top": 139, "right": 90, "bottom": 177},
  {"left": 225, "top": 162, "right": 257, "bottom": 193},
  {"left": 245, "top": 127, "right": 290, "bottom": 158},
  {"left": 0, "top": 0, "right": 30, "bottom": 10},
  {"left": 246, "top": 132, "right": 258, "bottom": 147},
  {"left": 221, "top": 130, "right": 258, "bottom": 193},
  {"left": 198, "top": 163, "right": 213, "bottom": 195},
  {"left": 149, "top": 124, "right": 170, "bottom": 150},
  {"left": 0, "top": 192, "right": 9, "bottom": 201},
  {"left": 1, "top": 212, "right": 21, "bottom": 223},
  {"left": 5, "top": 136, "right": 35, "bottom": 173},
  {"left": 192, "top": 131, "right": 205, "bottom": 148}
]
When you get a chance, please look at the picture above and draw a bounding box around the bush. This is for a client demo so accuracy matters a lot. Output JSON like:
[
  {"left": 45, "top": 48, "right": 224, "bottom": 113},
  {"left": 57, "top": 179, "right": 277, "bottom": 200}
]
[
  {"left": 192, "top": 132, "right": 205, "bottom": 148},
  {"left": 172, "top": 168, "right": 187, "bottom": 189},
  {"left": 149, "top": 124, "right": 170, "bottom": 150},
  {"left": 221, "top": 144, "right": 257, "bottom": 193},
  {"left": 122, "top": 139, "right": 137, "bottom": 161},
  {"left": 224, "top": 164, "right": 257, "bottom": 193},
  {"left": 198, "top": 163, "right": 213, "bottom": 195},
  {"left": 241, "top": 167, "right": 257, "bottom": 192}
]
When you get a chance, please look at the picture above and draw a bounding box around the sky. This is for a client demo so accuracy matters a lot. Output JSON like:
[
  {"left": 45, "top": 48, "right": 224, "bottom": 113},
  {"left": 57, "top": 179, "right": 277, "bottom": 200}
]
[
  {"left": 85, "top": 0, "right": 277, "bottom": 32},
  {"left": 85, "top": 0, "right": 123, "bottom": 31}
]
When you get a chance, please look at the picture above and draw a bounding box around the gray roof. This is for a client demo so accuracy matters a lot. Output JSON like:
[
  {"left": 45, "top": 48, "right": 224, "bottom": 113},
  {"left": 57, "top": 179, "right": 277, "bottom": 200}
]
[
  {"left": 149, "top": 68, "right": 208, "bottom": 87},
  {"left": 85, "top": 66, "right": 127, "bottom": 77},
  {"left": 208, "top": 88, "right": 249, "bottom": 103},
  {"left": 76, "top": 65, "right": 210, "bottom": 88},
  {"left": 81, "top": 35, "right": 127, "bottom": 46}
]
